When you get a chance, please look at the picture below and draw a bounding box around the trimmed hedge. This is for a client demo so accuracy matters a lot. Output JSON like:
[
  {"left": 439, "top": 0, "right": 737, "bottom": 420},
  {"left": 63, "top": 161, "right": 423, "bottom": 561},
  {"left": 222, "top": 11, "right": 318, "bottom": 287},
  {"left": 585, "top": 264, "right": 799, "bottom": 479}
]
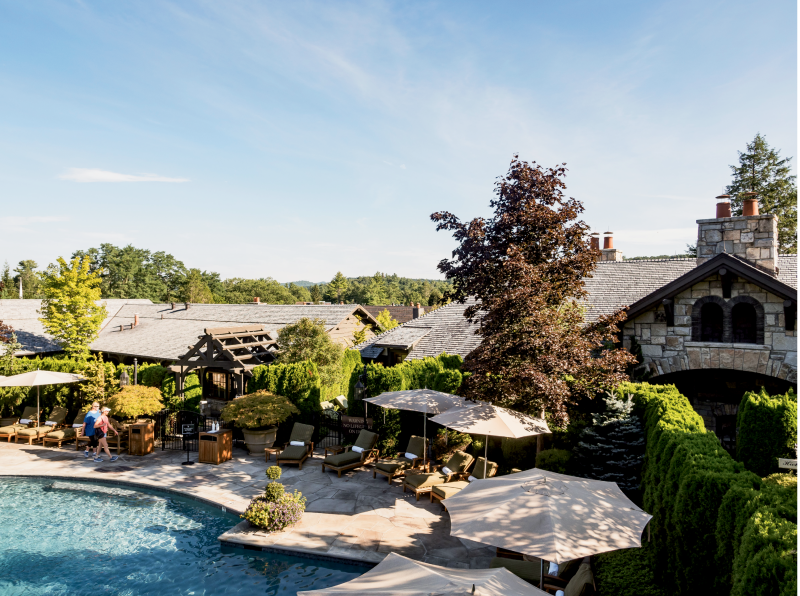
[
  {"left": 618, "top": 382, "right": 761, "bottom": 595},
  {"left": 247, "top": 360, "right": 322, "bottom": 415},
  {"left": 161, "top": 372, "right": 202, "bottom": 412},
  {"left": 736, "top": 388, "right": 797, "bottom": 477},
  {"left": 140, "top": 364, "right": 169, "bottom": 389},
  {"left": 594, "top": 542, "right": 665, "bottom": 596}
]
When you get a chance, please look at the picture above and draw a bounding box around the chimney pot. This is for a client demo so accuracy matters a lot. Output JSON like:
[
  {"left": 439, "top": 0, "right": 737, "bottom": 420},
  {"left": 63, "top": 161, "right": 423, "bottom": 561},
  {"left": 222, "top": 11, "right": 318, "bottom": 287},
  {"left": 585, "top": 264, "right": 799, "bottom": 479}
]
[
  {"left": 590, "top": 233, "right": 600, "bottom": 251},
  {"left": 119, "top": 324, "right": 123, "bottom": 332},
  {"left": 134, "top": 313, "right": 140, "bottom": 327},
  {"left": 742, "top": 192, "right": 759, "bottom": 216},
  {"left": 170, "top": 302, "right": 175, "bottom": 310},
  {"left": 185, "top": 302, "right": 190, "bottom": 310},
  {"left": 254, "top": 297, "right": 260, "bottom": 304},
  {"left": 603, "top": 232, "right": 614, "bottom": 250}
]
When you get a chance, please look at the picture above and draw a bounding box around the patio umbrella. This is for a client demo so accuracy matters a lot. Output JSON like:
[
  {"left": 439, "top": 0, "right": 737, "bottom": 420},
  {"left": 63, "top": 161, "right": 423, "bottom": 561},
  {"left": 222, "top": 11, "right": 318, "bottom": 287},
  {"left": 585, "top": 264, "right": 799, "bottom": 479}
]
[
  {"left": 442, "top": 467, "right": 652, "bottom": 586},
  {"left": 297, "top": 552, "right": 549, "bottom": 596},
  {"left": 364, "top": 389, "right": 474, "bottom": 465},
  {"left": 0, "top": 370, "right": 86, "bottom": 425},
  {"left": 428, "top": 402, "right": 550, "bottom": 462}
]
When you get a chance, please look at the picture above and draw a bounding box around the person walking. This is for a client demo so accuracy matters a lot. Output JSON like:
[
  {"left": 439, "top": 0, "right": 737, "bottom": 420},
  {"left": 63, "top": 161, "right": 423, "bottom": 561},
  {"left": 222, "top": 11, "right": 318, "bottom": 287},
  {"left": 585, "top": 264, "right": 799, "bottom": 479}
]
[
  {"left": 93, "top": 407, "right": 119, "bottom": 462},
  {"left": 82, "top": 402, "right": 101, "bottom": 459}
]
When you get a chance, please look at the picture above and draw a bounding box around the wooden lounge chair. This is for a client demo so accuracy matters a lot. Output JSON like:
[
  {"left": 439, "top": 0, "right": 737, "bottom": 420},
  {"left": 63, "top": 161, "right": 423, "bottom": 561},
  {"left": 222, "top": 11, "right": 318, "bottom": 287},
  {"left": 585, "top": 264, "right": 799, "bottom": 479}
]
[
  {"left": 0, "top": 407, "right": 38, "bottom": 442},
  {"left": 321, "top": 430, "right": 379, "bottom": 477},
  {"left": 276, "top": 422, "right": 315, "bottom": 470},
  {"left": 430, "top": 456, "right": 499, "bottom": 507},
  {"left": 543, "top": 562, "right": 595, "bottom": 596},
  {"left": 43, "top": 412, "right": 87, "bottom": 448},
  {"left": 491, "top": 553, "right": 584, "bottom": 591},
  {"left": 373, "top": 435, "right": 428, "bottom": 485},
  {"left": 402, "top": 450, "right": 475, "bottom": 501},
  {"left": 16, "top": 407, "right": 68, "bottom": 445}
]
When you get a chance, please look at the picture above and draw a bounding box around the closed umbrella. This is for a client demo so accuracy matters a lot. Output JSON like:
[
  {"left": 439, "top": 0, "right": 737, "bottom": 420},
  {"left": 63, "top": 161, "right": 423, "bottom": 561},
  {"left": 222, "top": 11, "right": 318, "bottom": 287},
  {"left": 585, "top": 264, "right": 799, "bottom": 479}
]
[
  {"left": 297, "top": 552, "right": 549, "bottom": 596},
  {"left": 429, "top": 402, "right": 550, "bottom": 463},
  {"left": 364, "top": 389, "right": 474, "bottom": 465},
  {"left": 0, "top": 370, "right": 86, "bottom": 425},
  {"left": 442, "top": 468, "right": 652, "bottom": 586}
]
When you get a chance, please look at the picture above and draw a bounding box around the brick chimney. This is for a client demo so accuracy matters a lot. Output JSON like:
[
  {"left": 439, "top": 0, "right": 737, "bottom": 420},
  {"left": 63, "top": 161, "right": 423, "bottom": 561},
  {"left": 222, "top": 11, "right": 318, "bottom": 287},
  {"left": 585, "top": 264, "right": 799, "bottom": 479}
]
[
  {"left": 253, "top": 297, "right": 260, "bottom": 304},
  {"left": 696, "top": 193, "right": 778, "bottom": 272},
  {"left": 412, "top": 303, "right": 424, "bottom": 318},
  {"left": 600, "top": 232, "right": 623, "bottom": 262},
  {"left": 590, "top": 233, "right": 600, "bottom": 251}
]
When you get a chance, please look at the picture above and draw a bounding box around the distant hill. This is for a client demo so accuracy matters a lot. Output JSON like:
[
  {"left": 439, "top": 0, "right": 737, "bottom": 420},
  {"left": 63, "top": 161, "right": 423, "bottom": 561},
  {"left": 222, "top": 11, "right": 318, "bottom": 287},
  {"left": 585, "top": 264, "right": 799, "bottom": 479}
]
[{"left": 284, "top": 280, "right": 326, "bottom": 287}]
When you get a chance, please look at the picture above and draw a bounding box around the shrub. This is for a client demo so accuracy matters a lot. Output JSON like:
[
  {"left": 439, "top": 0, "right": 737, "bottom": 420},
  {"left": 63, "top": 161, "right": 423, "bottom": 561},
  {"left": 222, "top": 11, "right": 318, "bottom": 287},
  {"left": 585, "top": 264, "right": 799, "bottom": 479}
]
[
  {"left": 247, "top": 361, "right": 322, "bottom": 415},
  {"left": 160, "top": 372, "right": 202, "bottom": 411},
  {"left": 736, "top": 388, "right": 797, "bottom": 477},
  {"left": 105, "top": 385, "right": 164, "bottom": 420},
  {"left": 594, "top": 542, "right": 665, "bottom": 596},
  {"left": 731, "top": 507, "right": 797, "bottom": 596},
  {"left": 502, "top": 435, "right": 537, "bottom": 471},
  {"left": 432, "top": 428, "right": 471, "bottom": 460},
  {"left": 264, "top": 482, "right": 285, "bottom": 502},
  {"left": 572, "top": 391, "right": 644, "bottom": 492},
  {"left": 266, "top": 465, "right": 282, "bottom": 481},
  {"left": 241, "top": 490, "right": 307, "bottom": 533},
  {"left": 221, "top": 391, "right": 300, "bottom": 430},
  {"left": 535, "top": 449, "right": 571, "bottom": 474},
  {"left": 140, "top": 365, "right": 169, "bottom": 388}
]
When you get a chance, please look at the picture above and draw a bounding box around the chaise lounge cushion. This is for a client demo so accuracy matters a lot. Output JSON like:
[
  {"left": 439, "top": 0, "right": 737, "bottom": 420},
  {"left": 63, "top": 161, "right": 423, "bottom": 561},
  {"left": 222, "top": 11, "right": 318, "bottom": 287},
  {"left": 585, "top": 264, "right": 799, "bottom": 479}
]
[
  {"left": 376, "top": 459, "right": 411, "bottom": 474},
  {"left": 288, "top": 422, "right": 314, "bottom": 444},
  {"left": 324, "top": 450, "right": 363, "bottom": 467},
  {"left": 16, "top": 426, "right": 51, "bottom": 438},
  {"left": 471, "top": 457, "right": 499, "bottom": 480},
  {"left": 490, "top": 557, "right": 542, "bottom": 584},
  {"left": 280, "top": 445, "right": 309, "bottom": 461},
  {"left": 353, "top": 430, "right": 378, "bottom": 451},
  {"left": 564, "top": 563, "right": 594, "bottom": 596},
  {"left": 45, "top": 428, "right": 76, "bottom": 440},
  {"left": 0, "top": 408, "right": 39, "bottom": 434},
  {"left": 404, "top": 470, "right": 449, "bottom": 490},
  {"left": 432, "top": 481, "right": 470, "bottom": 499}
]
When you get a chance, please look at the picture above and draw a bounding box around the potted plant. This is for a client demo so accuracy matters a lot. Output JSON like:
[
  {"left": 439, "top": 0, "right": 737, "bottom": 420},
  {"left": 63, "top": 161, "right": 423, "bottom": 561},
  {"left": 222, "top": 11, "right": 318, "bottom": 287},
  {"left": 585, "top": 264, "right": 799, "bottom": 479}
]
[
  {"left": 105, "top": 385, "right": 164, "bottom": 423},
  {"left": 220, "top": 391, "right": 300, "bottom": 455}
]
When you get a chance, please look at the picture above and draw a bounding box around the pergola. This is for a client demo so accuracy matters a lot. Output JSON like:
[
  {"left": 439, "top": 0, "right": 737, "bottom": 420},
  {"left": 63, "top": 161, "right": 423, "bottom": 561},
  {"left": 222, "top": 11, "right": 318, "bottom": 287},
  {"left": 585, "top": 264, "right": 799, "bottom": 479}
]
[{"left": 169, "top": 325, "right": 278, "bottom": 408}]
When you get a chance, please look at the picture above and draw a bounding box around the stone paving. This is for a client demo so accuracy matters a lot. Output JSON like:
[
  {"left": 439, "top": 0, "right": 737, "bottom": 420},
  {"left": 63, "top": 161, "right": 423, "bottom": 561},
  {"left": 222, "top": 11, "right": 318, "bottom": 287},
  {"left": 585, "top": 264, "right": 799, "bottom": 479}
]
[{"left": 0, "top": 441, "right": 495, "bottom": 568}]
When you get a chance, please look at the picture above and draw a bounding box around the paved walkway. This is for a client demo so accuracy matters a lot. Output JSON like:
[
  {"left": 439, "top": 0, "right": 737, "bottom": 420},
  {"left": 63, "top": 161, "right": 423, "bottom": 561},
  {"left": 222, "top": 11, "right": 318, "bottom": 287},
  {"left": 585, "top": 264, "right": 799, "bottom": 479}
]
[{"left": 0, "top": 442, "right": 495, "bottom": 568}]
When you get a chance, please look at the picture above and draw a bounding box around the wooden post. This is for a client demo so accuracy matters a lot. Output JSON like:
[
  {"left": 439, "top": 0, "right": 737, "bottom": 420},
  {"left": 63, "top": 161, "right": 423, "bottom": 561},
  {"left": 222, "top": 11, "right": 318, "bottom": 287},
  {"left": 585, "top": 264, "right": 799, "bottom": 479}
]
[{"left": 536, "top": 408, "right": 545, "bottom": 457}]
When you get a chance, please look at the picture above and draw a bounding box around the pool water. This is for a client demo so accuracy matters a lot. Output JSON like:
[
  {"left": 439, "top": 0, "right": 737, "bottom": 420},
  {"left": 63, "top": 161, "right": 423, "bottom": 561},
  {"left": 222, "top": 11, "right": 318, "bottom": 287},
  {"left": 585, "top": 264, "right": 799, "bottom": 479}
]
[{"left": 0, "top": 478, "right": 364, "bottom": 595}]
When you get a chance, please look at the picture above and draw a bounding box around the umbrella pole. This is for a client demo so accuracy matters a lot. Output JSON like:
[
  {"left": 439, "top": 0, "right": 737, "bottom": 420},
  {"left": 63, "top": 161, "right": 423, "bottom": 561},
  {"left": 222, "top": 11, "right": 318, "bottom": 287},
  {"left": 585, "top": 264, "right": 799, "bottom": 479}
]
[
  {"left": 423, "top": 412, "right": 426, "bottom": 469},
  {"left": 540, "top": 558, "right": 543, "bottom": 590},
  {"left": 37, "top": 385, "right": 40, "bottom": 426}
]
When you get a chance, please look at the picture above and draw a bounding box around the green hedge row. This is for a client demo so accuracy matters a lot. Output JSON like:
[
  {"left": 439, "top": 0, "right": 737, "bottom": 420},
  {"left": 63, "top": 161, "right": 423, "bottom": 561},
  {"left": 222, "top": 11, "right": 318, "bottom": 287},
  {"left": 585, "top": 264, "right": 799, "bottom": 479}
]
[
  {"left": 736, "top": 388, "right": 797, "bottom": 477},
  {"left": 247, "top": 360, "right": 322, "bottom": 415},
  {"left": 161, "top": 372, "right": 201, "bottom": 412},
  {"left": 347, "top": 354, "right": 464, "bottom": 455},
  {"left": 620, "top": 381, "right": 797, "bottom": 596}
]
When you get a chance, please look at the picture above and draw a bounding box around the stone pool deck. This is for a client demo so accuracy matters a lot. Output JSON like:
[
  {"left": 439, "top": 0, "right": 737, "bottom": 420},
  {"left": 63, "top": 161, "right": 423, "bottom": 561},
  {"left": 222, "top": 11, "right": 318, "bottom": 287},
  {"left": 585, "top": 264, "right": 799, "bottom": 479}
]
[{"left": 0, "top": 442, "right": 495, "bottom": 568}]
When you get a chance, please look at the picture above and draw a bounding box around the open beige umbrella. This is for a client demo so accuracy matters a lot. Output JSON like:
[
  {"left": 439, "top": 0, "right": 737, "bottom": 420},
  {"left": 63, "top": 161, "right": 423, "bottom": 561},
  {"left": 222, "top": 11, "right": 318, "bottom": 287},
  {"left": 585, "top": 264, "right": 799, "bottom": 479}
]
[
  {"left": 364, "top": 389, "right": 474, "bottom": 465},
  {"left": 443, "top": 467, "right": 652, "bottom": 584},
  {"left": 429, "top": 401, "right": 550, "bottom": 462},
  {"left": 0, "top": 370, "right": 86, "bottom": 426},
  {"left": 297, "top": 552, "right": 549, "bottom": 596}
]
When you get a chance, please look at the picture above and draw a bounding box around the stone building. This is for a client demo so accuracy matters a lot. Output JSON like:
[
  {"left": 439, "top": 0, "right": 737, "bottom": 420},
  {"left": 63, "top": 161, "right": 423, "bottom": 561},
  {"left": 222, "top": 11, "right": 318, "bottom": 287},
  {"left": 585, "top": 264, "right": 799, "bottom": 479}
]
[{"left": 584, "top": 200, "right": 796, "bottom": 449}]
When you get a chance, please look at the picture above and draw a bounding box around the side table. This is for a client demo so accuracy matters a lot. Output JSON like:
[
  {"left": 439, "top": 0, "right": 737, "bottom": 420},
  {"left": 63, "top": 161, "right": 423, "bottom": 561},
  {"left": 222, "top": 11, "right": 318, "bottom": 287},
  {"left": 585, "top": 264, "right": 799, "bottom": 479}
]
[
  {"left": 265, "top": 446, "right": 281, "bottom": 462},
  {"left": 324, "top": 445, "right": 344, "bottom": 457}
]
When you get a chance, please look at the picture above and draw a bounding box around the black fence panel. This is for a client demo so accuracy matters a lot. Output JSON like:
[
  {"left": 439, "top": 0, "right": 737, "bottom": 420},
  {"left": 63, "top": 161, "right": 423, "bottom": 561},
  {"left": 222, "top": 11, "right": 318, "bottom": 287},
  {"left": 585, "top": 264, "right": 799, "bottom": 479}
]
[
  {"left": 312, "top": 410, "right": 372, "bottom": 448},
  {"left": 153, "top": 409, "right": 224, "bottom": 452}
]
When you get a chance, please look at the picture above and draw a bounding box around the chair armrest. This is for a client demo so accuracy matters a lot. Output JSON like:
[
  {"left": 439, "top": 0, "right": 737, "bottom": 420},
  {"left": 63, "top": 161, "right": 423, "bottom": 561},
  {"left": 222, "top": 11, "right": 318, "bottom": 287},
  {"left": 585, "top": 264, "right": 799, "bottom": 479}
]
[
  {"left": 542, "top": 584, "right": 562, "bottom": 594},
  {"left": 543, "top": 574, "right": 566, "bottom": 586},
  {"left": 361, "top": 448, "right": 379, "bottom": 462}
]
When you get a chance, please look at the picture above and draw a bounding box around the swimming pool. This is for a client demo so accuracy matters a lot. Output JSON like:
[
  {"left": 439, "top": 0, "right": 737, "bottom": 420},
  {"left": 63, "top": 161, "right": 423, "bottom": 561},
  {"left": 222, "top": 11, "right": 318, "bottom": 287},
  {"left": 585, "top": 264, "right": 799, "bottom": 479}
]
[{"left": 0, "top": 477, "right": 364, "bottom": 595}]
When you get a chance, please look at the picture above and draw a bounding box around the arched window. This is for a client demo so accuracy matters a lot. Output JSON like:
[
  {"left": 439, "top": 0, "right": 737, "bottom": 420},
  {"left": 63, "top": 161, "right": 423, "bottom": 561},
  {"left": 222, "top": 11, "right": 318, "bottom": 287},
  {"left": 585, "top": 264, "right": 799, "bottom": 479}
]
[
  {"left": 732, "top": 302, "right": 758, "bottom": 344},
  {"left": 700, "top": 302, "right": 724, "bottom": 342}
]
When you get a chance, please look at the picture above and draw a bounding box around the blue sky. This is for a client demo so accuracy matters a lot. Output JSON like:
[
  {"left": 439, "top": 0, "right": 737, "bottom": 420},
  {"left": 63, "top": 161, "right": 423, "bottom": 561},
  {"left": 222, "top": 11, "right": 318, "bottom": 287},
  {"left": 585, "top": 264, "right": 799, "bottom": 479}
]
[{"left": 1, "top": 1, "right": 796, "bottom": 282}]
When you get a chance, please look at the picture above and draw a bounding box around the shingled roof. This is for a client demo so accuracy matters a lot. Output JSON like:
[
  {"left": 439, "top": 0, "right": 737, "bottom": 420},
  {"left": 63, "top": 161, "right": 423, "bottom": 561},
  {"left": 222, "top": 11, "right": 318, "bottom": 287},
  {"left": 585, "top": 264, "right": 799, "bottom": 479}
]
[
  {"left": 582, "top": 254, "right": 798, "bottom": 323},
  {"left": 357, "top": 298, "right": 482, "bottom": 361},
  {"left": 361, "top": 305, "right": 424, "bottom": 324},
  {"left": 92, "top": 303, "right": 377, "bottom": 361},
  {"left": 0, "top": 299, "right": 153, "bottom": 355}
]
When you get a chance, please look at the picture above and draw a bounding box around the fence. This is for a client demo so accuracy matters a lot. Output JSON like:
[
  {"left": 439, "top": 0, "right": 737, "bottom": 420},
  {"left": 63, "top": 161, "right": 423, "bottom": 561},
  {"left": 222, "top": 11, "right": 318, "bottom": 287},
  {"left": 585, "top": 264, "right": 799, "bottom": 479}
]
[
  {"left": 153, "top": 409, "right": 225, "bottom": 452},
  {"left": 315, "top": 410, "right": 372, "bottom": 448}
]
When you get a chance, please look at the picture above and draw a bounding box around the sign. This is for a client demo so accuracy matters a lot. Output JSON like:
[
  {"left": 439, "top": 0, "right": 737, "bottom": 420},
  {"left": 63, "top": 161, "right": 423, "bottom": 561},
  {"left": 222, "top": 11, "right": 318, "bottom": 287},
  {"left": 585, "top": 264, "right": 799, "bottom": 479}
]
[
  {"left": 182, "top": 424, "right": 195, "bottom": 435},
  {"left": 341, "top": 415, "right": 373, "bottom": 431},
  {"left": 778, "top": 458, "right": 797, "bottom": 470}
]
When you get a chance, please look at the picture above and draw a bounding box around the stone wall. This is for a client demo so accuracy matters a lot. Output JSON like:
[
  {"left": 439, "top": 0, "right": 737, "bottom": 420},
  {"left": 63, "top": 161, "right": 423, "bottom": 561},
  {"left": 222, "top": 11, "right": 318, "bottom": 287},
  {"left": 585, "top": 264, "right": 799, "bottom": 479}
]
[
  {"left": 696, "top": 214, "right": 778, "bottom": 272},
  {"left": 623, "top": 273, "right": 797, "bottom": 384}
]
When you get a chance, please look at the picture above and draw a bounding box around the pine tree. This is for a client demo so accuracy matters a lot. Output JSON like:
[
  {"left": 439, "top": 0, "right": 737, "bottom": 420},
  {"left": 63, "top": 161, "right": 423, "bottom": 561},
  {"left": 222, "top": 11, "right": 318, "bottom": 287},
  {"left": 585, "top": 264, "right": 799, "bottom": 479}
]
[
  {"left": 327, "top": 272, "right": 349, "bottom": 303},
  {"left": 573, "top": 391, "right": 645, "bottom": 493},
  {"left": 309, "top": 284, "right": 322, "bottom": 303},
  {"left": 727, "top": 133, "right": 797, "bottom": 253}
]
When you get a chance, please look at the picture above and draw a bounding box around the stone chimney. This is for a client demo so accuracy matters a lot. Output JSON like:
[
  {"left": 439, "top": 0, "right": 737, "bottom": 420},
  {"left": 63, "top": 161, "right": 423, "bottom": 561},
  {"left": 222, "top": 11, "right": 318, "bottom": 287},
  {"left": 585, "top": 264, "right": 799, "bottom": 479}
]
[
  {"left": 412, "top": 303, "right": 424, "bottom": 318},
  {"left": 600, "top": 232, "right": 623, "bottom": 262},
  {"left": 696, "top": 194, "right": 778, "bottom": 272}
]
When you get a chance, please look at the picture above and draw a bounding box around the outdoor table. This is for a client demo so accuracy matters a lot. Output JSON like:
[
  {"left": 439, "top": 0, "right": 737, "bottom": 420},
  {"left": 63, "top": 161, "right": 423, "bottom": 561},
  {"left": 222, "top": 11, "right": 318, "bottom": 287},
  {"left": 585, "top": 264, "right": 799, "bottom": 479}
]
[
  {"left": 324, "top": 445, "right": 344, "bottom": 457},
  {"left": 265, "top": 446, "right": 280, "bottom": 462}
]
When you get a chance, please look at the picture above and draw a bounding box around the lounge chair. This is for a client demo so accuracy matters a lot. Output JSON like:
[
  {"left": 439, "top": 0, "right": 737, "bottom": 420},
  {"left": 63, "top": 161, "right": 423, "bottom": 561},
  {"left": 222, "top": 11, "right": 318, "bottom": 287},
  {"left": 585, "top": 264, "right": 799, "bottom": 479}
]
[
  {"left": 276, "top": 422, "right": 315, "bottom": 470},
  {"left": 402, "top": 450, "right": 475, "bottom": 501},
  {"left": 373, "top": 435, "right": 428, "bottom": 485},
  {"left": 16, "top": 407, "right": 68, "bottom": 445},
  {"left": 430, "top": 456, "right": 499, "bottom": 506},
  {"left": 43, "top": 412, "right": 87, "bottom": 448},
  {"left": 491, "top": 554, "right": 583, "bottom": 591},
  {"left": 0, "top": 407, "right": 38, "bottom": 442},
  {"left": 543, "top": 562, "right": 595, "bottom": 596},
  {"left": 321, "top": 430, "right": 379, "bottom": 477}
]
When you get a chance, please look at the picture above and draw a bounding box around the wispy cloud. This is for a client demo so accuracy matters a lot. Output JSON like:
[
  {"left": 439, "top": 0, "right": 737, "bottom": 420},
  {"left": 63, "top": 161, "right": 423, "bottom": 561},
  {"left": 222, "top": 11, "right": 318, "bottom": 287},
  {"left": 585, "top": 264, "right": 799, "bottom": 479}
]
[
  {"left": 59, "top": 168, "right": 189, "bottom": 183},
  {"left": 0, "top": 216, "right": 69, "bottom": 225}
]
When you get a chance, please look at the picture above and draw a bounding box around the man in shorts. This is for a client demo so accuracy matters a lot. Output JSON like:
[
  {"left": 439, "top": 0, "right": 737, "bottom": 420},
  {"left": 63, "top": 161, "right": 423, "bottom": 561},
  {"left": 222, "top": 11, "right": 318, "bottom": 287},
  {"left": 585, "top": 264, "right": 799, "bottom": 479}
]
[{"left": 82, "top": 402, "right": 101, "bottom": 459}]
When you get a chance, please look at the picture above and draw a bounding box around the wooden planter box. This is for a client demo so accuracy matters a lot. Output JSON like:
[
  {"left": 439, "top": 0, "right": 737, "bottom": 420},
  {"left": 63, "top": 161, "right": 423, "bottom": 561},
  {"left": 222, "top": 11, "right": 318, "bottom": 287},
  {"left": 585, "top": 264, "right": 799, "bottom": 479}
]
[
  {"left": 129, "top": 422, "right": 154, "bottom": 456},
  {"left": 199, "top": 429, "right": 232, "bottom": 465}
]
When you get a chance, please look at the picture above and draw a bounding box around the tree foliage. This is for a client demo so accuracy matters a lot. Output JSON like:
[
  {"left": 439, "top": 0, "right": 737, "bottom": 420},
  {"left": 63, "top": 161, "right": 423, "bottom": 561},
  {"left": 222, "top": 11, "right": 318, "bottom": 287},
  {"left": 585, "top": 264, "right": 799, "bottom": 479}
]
[
  {"left": 221, "top": 390, "right": 300, "bottom": 430},
  {"left": 105, "top": 385, "right": 164, "bottom": 420},
  {"left": 276, "top": 318, "right": 344, "bottom": 388},
  {"left": 375, "top": 309, "right": 399, "bottom": 333},
  {"left": 39, "top": 256, "right": 106, "bottom": 358},
  {"left": 727, "top": 133, "right": 797, "bottom": 253},
  {"left": 13, "top": 260, "right": 41, "bottom": 298},
  {"left": 431, "top": 156, "right": 634, "bottom": 423}
]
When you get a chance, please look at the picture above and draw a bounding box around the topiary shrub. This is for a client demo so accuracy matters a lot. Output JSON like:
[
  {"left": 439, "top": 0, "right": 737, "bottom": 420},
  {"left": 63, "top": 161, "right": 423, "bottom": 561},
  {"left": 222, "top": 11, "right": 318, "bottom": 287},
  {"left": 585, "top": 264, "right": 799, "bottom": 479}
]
[
  {"left": 140, "top": 365, "right": 169, "bottom": 388},
  {"left": 736, "top": 388, "right": 797, "bottom": 477},
  {"left": 266, "top": 465, "right": 282, "bottom": 481},
  {"left": 105, "top": 385, "right": 164, "bottom": 420},
  {"left": 242, "top": 490, "right": 307, "bottom": 533},
  {"left": 264, "top": 482, "right": 285, "bottom": 502},
  {"left": 535, "top": 449, "right": 572, "bottom": 474}
]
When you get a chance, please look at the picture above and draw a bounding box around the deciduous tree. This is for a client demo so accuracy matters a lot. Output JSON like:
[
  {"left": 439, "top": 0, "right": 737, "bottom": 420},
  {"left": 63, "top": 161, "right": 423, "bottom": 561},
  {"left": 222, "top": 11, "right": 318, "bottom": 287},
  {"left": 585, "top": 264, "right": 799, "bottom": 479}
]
[
  {"left": 276, "top": 317, "right": 344, "bottom": 387},
  {"left": 431, "top": 156, "right": 634, "bottom": 423},
  {"left": 39, "top": 256, "right": 106, "bottom": 358},
  {"left": 375, "top": 309, "right": 399, "bottom": 333},
  {"left": 727, "top": 133, "right": 797, "bottom": 253}
]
